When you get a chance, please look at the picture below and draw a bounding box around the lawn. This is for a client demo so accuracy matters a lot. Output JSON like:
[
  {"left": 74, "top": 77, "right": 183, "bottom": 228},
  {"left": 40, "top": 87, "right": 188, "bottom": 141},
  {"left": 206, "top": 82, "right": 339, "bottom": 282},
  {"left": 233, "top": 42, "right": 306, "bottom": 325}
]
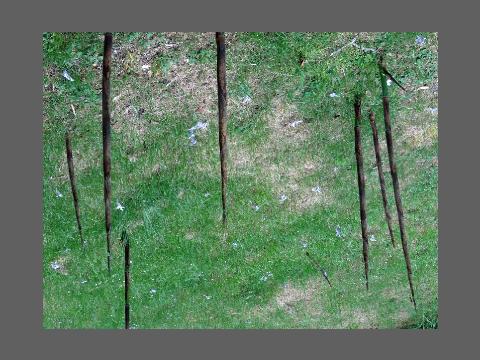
[{"left": 42, "top": 32, "right": 438, "bottom": 329}]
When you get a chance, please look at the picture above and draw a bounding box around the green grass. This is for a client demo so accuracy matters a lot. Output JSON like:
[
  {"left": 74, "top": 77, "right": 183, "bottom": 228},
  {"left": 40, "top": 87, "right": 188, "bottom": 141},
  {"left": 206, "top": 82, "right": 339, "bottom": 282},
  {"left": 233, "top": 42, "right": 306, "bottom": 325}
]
[{"left": 43, "top": 32, "right": 438, "bottom": 329}]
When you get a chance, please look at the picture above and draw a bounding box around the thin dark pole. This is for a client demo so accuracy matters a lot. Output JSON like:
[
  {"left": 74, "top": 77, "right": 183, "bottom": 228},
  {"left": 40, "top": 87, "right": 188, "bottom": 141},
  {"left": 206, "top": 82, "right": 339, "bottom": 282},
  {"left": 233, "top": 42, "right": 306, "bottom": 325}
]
[
  {"left": 368, "top": 110, "right": 395, "bottom": 248},
  {"left": 102, "top": 32, "right": 113, "bottom": 273},
  {"left": 216, "top": 32, "right": 228, "bottom": 226},
  {"left": 65, "top": 130, "right": 84, "bottom": 246},
  {"left": 354, "top": 95, "right": 369, "bottom": 290},
  {"left": 123, "top": 230, "right": 130, "bottom": 329},
  {"left": 378, "top": 55, "right": 417, "bottom": 309},
  {"left": 305, "top": 252, "right": 332, "bottom": 287}
]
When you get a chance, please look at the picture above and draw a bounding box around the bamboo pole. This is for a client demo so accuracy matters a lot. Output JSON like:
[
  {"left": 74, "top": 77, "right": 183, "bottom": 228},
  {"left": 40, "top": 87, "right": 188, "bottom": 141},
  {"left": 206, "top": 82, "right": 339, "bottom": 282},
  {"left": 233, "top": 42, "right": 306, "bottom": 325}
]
[
  {"left": 215, "top": 32, "right": 228, "bottom": 226},
  {"left": 102, "top": 32, "right": 113, "bottom": 273},
  {"left": 378, "top": 55, "right": 417, "bottom": 309},
  {"left": 368, "top": 110, "right": 395, "bottom": 248},
  {"left": 123, "top": 230, "right": 130, "bottom": 329},
  {"left": 354, "top": 95, "right": 369, "bottom": 290},
  {"left": 65, "top": 129, "right": 84, "bottom": 246}
]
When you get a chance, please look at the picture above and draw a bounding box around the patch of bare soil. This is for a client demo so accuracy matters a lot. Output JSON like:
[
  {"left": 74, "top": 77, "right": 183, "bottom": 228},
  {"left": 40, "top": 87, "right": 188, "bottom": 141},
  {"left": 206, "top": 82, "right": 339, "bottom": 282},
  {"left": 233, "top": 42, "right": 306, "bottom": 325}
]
[{"left": 250, "top": 278, "right": 324, "bottom": 321}]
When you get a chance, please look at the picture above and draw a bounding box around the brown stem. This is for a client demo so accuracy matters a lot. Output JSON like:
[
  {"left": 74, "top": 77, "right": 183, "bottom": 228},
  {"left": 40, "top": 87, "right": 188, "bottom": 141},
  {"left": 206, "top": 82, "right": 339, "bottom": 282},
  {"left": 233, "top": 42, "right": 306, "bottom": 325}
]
[
  {"left": 354, "top": 96, "right": 369, "bottom": 290},
  {"left": 123, "top": 230, "right": 130, "bottom": 329},
  {"left": 379, "top": 57, "right": 417, "bottom": 309},
  {"left": 368, "top": 110, "right": 395, "bottom": 248},
  {"left": 102, "top": 32, "right": 112, "bottom": 273},
  {"left": 65, "top": 130, "right": 84, "bottom": 246},
  {"left": 216, "top": 32, "right": 228, "bottom": 226}
]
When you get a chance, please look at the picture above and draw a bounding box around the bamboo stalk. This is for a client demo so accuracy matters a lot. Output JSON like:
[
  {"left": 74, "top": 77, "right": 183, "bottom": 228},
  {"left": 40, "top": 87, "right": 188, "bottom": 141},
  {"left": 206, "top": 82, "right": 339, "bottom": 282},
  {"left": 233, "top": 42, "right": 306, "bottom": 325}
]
[
  {"left": 368, "top": 110, "right": 395, "bottom": 248},
  {"left": 65, "top": 129, "right": 84, "bottom": 246},
  {"left": 378, "top": 55, "right": 417, "bottom": 309},
  {"left": 216, "top": 32, "right": 228, "bottom": 226},
  {"left": 102, "top": 32, "right": 113, "bottom": 273},
  {"left": 354, "top": 95, "right": 369, "bottom": 290},
  {"left": 123, "top": 230, "right": 130, "bottom": 329}
]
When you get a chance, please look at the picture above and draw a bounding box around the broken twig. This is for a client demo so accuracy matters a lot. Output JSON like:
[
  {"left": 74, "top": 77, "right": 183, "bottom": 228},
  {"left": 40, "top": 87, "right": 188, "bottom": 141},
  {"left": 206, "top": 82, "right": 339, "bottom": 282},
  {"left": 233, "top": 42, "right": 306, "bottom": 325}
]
[{"left": 305, "top": 252, "right": 332, "bottom": 287}]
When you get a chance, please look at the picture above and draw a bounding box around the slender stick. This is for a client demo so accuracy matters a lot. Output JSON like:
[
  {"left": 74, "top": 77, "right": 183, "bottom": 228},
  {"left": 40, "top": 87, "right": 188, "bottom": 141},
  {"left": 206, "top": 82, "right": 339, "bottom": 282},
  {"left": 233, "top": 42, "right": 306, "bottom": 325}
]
[
  {"left": 65, "top": 130, "right": 84, "bottom": 246},
  {"left": 123, "top": 230, "right": 130, "bottom": 329},
  {"left": 368, "top": 110, "right": 395, "bottom": 248},
  {"left": 102, "top": 32, "right": 113, "bottom": 273},
  {"left": 305, "top": 252, "right": 332, "bottom": 287},
  {"left": 354, "top": 95, "right": 369, "bottom": 290},
  {"left": 216, "top": 32, "right": 228, "bottom": 226},
  {"left": 378, "top": 55, "right": 417, "bottom": 309}
]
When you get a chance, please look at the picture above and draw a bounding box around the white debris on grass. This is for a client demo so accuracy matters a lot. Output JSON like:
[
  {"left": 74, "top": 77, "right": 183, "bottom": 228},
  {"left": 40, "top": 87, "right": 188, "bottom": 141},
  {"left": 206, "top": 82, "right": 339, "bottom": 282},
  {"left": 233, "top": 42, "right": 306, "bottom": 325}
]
[
  {"left": 301, "top": 241, "right": 308, "bottom": 249},
  {"left": 335, "top": 225, "right": 343, "bottom": 238},
  {"left": 115, "top": 201, "right": 125, "bottom": 211},
  {"left": 141, "top": 64, "right": 151, "bottom": 71},
  {"left": 62, "top": 70, "right": 74, "bottom": 82},
  {"left": 288, "top": 120, "right": 303, "bottom": 128},
  {"left": 312, "top": 185, "right": 322, "bottom": 193},
  {"left": 188, "top": 121, "right": 208, "bottom": 146},
  {"left": 415, "top": 35, "right": 426, "bottom": 46},
  {"left": 387, "top": 79, "right": 393, "bottom": 86},
  {"left": 80, "top": 280, "right": 87, "bottom": 284},
  {"left": 417, "top": 86, "right": 430, "bottom": 91},
  {"left": 51, "top": 261, "right": 61, "bottom": 270},
  {"left": 204, "top": 295, "right": 212, "bottom": 300},
  {"left": 232, "top": 242, "right": 239, "bottom": 249},
  {"left": 150, "top": 289, "right": 157, "bottom": 294},
  {"left": 426, "top": 107, "right": 438, "bottom": 115},
  {"left": 241, "top": 95, "right": 252, "bottom": 105},
  {"left": 260, "top": 272, "right": 273, "bottom": 282},
  {"left": 254, "top": 205, "right": 260, "bottom": 212},
  {"left": 55, "top": 189, "right": 63, "bottom": 198},
  {"left": 329, "top": 92, "right": 339, "bottom": 98},
  {"left": 369, "top": 235, "right": 377, "bottom": 242},
  {"left": 204, "top": 192, "right": 211, "bottom": 197}
]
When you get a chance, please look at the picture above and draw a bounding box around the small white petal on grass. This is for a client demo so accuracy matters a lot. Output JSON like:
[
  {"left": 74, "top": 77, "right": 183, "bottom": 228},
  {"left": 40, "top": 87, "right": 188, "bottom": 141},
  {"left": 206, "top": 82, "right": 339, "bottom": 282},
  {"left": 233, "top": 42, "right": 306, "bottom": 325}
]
[
  {"left": 386, "top": 79, "right": 393, "bottom": 86},
  {"left": 55, "top": 189, "right": 63, "bottom": 198},
  {"left": 232, "top": 242, "right": 239, "bottom": 249},
  {"left": 62, "top": 70, "right": 74, "bottom": 81},
  {"left": 260, "top": 272, "right": 273, "bottom": 282},
  {"left": 329, "top": 92, "right": 339, "bottom": 98},
  {"left": 51, "top": 261, "right": 61, "bottom": 270},
  {"left": 288, "top": 120, "right": 303, "bottom": 128},
  {"left": 150, "top": 289, "right": 157, "bottom": 294},
  {"left": 254, "top": 205, "right": 260, "bottom": 212},
  {"left": 369, "top": 235, "right": 377, "bottom": 242},
  {"left": 204, "top": 192, "right": 211, "bottom": 197},
  {"left": 141, "top": 64, "right": 151, "bottom": 71},
  {"left": 80, "top": 280, "right": 88, "bottom": 284},
  {"left": 301, "top": 241, "right": 308, "bottom": 249},
  {"left": 312, "top": 185, "right": 322, "bottom": 193},
  {"left": 241, "top": 95, "right": 252, "bottom": 105},
  {"left": 415, "top": 35, "right": 426, "bottom": 46},
  {"left": 204, "top": 295, "right": 212, "bottom": 300},
  {"left": 115, "top": 201, "right": 125, "bottom": 211},
  {"left": 279, "top": 194, "right": 288, "bottom": 203},
  {"left": 335, "top": 225, "right": 342, "bottom": 238}
]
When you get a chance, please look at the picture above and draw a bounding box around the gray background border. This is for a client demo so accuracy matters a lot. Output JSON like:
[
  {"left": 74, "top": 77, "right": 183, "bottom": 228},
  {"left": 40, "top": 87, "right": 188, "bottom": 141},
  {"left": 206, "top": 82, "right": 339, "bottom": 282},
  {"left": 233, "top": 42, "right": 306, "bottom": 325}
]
[{"left": 1, "top": 0, "right": 477, "bottom": 358}]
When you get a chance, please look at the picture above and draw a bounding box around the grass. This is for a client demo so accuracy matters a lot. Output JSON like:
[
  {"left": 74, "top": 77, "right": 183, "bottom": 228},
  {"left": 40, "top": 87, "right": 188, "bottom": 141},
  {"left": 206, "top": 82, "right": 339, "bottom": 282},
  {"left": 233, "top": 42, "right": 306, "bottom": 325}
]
[{"left": 42, "top": 32, "right": 438, "bottom": 329}]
